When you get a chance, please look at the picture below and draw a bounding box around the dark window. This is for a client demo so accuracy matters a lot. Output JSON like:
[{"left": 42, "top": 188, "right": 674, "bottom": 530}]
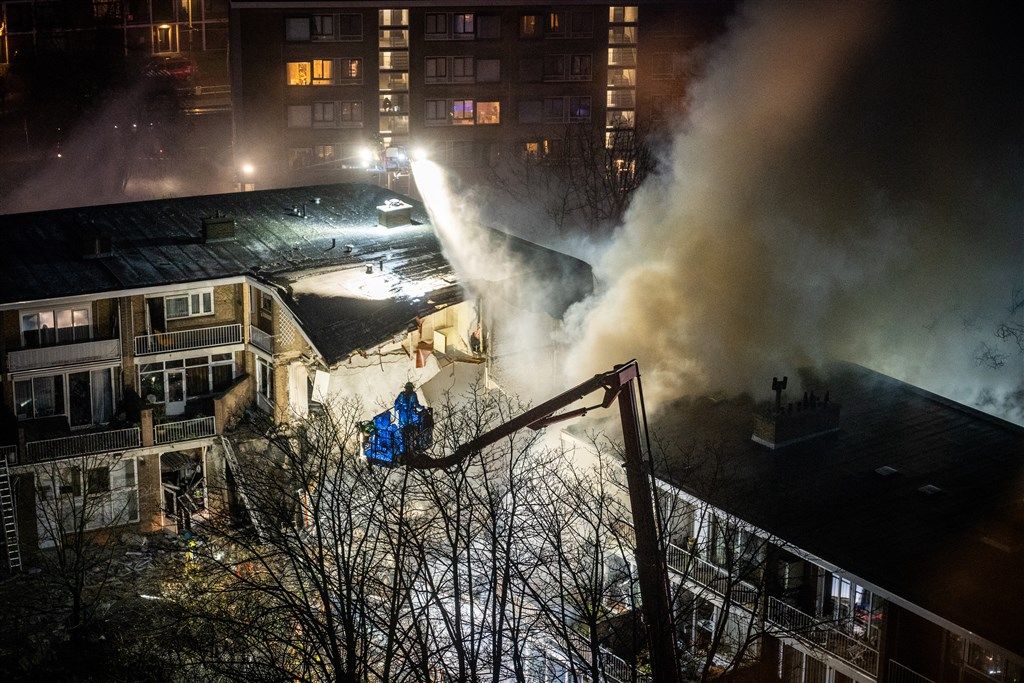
[
  {"left": 87, "top": 467, "right": 110, "bottom": 495},
  {"left": 543, "top": 55, "right": 566, "bottom": 80},
  {"left": 570, "top": 55, "right": 592, "bottom": 79},
  {"left": 476, "top": 14, "right": 500, "bottom": 39},
  {"left": 569, "top": 96, "right": 591, "bottom": 121},
  {"left": 337, "top": 13, "right": 362, "bottom": 39},
  {"left": 425, "top": 13, "right": 447, "bottom": 37},
  {"left": 453, "top": 13, "right": 474, "bottom": 38},
  {"left": 312, "top": 14, "right": 334, "bottom": 39},
  {"left": 518, "top": 100, "right": 543, "bottom": 123},
  {"left": 518, "top": 57, "right": 543, "bottom": 82},
  {"left": 571, "top": 11, "right": 594, "bottom": 37},
  {"left": 285, "top": 17, "right": 310, "bottom": 41},
  {"left": 544, "top": 97, "right": 565, "bottom": 121}
]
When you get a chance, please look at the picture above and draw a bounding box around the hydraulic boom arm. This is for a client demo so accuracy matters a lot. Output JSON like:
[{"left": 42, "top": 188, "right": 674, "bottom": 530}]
[{"left": 404, "top": 360, "right": 681, "bottom": 682}]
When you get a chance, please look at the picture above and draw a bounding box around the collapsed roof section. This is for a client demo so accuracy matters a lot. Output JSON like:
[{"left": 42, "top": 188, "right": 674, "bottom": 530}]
[{"left": 0, "top": 183, "right": 592, "bottom": 366}]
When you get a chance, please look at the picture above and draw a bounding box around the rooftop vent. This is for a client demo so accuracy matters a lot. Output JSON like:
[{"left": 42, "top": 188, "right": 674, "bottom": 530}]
[
  {"left": 875, "top": 465, "right": 899, "bottom": 477},
  {"left": 78, "top": 220, "right": 113, "bottom": 259},
  {"left": 752, "top": 375, "right": 841, "bottom": 450},
  {"left": 918, "top": 484, "right": 943, "bottom": 495},
  {"left": 377, "top": 198, "right": 412, "bottom": 228},
  {"left": 202, "top": 213, "right": 236, "bottom": 242}
]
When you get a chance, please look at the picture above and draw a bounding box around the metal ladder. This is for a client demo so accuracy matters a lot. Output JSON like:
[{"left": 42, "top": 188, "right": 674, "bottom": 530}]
[
  {"left": 219, "top": 436, "right": 265, "bottom": 540},
  {"left": 0, "top": 447, "right": 22, "bottom": 571}
]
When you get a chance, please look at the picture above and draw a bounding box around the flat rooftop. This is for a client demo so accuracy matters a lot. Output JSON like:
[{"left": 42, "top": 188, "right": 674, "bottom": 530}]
[{"left": 652, "top": 363, "right": 1024, "bottom": 656}]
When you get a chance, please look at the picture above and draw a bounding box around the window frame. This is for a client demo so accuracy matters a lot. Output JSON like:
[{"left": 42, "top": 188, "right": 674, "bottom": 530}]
[
  {"left": 163, "top": 288, "right": 214, "bottom": 320},
  {"left": 334, "top": 57, "right": 362, "bottom": 84},
  {"left": 475, "top": 100, "right": 500, "bottom": 125},
  {"left": 20, "top": 306, "right": 92, "bottom": 347},
  {"left": 519, "top": 13, "right": 542, "bottom": 38},
  {"left": 452, "top": 13, "right": 475, "bottom": 39},
  {"left": 425, "top": 12, "right": 448, "bottom": 39}
]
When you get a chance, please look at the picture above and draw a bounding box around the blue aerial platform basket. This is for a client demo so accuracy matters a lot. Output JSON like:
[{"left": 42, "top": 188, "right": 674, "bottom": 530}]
[{"left": 359, "top": 391, "right": 434, "bottom": 466}]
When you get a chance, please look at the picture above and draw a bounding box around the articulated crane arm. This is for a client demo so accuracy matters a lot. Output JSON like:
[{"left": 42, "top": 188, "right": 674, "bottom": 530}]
[{"left": 404, "top": 360, "right": 682, "bottom": 683}]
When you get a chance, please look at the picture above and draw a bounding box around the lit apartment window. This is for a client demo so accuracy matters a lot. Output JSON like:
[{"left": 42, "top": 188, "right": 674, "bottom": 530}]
[
  {"left": 315, "top": 145, "right": 337, "bottom": 163},
  {"left": 21, "top": 307, "right": 91, "bottom": 346},
  {"left": 606, "top": 108, "right": 633, "bottom": 128},
  {"left": 312, "top": 102, "right": 335, "bottom": 127},
  {"left": 165, "top": 289, "right": 213, "bottom": 319},
  {"left": 425, "top": 13, "right": 447, "bottom": 39},
  {"left": 520, "top": 14, "right": 541, "bottom": 38},
  {"left": 609, "top": 6, "right": 638, "bottom": 23},
  {"left": 547, "top": 11, "right": 565, "bottom": 37},
  {"left": 140, "top": 354, "right": 233, "bottom": 405},
  {"left": 452, "top": 99, "right": 474, "bottom": 124},
  {"left": 452, "top": 56, "right": 474, "bottom": 82},
  {"left": 608, "top": 67, "right": 636, "bottom": 87},
  {"left": 476, "top": 101, "right": 500, "bottom": 124},
  {"left": 379, "top": 9, "right": 408, "bottom": 27},
  {"left": 287, "top": 105, "right": 312, "bottom": 128},
  {"left": 286, "top": 60, "right": 332, "bottom": 86},
  {"left": 524, "top": 141, "right": 541, "bottom": 157},
  {"left": 312, "top": 14, "right": 334, "bottom": 40},
  {"left": 285, "top": 17, "right": 310, "bottom": 41},
  {"left": 335, "top": 58, "right": 361, "bottom": 83},
  {"left": 453, "top": 13, "right": 474, "bottom": 39},
  {"left": 476, "top": 58, "right": 500, "bottom": 82},
  {"left": 425, "top": 57, "right": 448, "bottom": 83}
]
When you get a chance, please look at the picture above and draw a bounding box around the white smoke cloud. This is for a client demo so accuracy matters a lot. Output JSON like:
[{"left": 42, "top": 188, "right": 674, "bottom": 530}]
[{"left": 560, "top": 1, "right": 1024, "bottom": 422}]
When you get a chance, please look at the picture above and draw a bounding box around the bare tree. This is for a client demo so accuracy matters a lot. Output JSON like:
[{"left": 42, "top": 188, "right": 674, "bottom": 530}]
[{"left": 490, "top": 123, "right": 654, "bottom": 234}]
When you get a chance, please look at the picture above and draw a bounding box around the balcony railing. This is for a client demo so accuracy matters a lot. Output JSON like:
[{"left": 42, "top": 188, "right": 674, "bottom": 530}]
[
  {"left": 154, "top": 416, "right": 217, "bottom": 445},
  {"left": 766, "top": 597, "right": 879, "bottom": 677},
  {"left": 888, "top": 661, "right": 936, "bottom": 683},
  {"left": 666, "top": 543, "right": 760, "bottom": 608},
  {"left": 249, "top": 325, "right": 274, "bottom": 355},
  {"left": 6, "top": 338, "right": 121, "bottom": 373},
  {"left": 25, "top": 427, "right": 141, "bottom": 461},
  {"left": 0, "top": 444, "right": 16, "bottom": 465},
  {"left": 134, "top": 323, "right": 242, "bottom": 356},
  {"left": 564, "top": 629, "right": 651, "bottom": 683}
]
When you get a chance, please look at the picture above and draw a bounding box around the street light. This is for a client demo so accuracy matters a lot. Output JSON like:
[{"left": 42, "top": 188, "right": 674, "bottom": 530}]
[{"left": 240, "top": 162, "right": 256, "bottom": 191}]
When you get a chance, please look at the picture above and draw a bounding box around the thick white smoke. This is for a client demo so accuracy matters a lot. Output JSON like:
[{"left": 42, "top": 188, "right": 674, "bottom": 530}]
[{"left": 561, "top": 1, "right": 1024, "bottom": 422}]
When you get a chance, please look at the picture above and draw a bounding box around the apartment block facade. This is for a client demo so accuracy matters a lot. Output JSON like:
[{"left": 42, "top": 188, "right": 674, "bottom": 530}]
[
  {"left": 0, "top": 183, "right": 592, "bottom": 572},
  {"left": 229, "top": 1, "right": 729, "bottom": 188},
  {"left": 565, "top": 363, "right": 1024, "bottom": 683}
]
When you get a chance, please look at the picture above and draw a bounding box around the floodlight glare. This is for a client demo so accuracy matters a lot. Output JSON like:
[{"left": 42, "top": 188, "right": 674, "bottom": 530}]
[
  {"left": 411, "top": 147, "right": 428, "bottom": 161},
  {"left": 241, "top": 162, "right": 255, "bottom": 176}
]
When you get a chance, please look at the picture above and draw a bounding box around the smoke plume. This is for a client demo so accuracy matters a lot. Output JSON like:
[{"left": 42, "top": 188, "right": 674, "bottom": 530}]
[{"left": 561, "top": 1, "right": 1024, "bottom": 423}]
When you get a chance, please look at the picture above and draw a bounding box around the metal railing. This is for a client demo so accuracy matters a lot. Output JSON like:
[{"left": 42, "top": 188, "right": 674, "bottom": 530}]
[
  {"left": 665, "top": 543, "right": 760, "bottom": 608},
  {"left": 0, "top": 444, "right": 16, "bottom": 465},
  {"left": 6, "top": 338, "right": 121, "bottom": 372},
  {"left": 888, "top": 661, "right": 936, "bottom": 683},
  {"left": 249, "top": 325, "right": 274, "bottom": 355},
  {"left": 766, "top": 597, "right": 879, "bottom": 677},
  {"left": 25, "top": 427, "right": 141, "bottom": 461},
  {"left": 564, "top": 629, "right": 651, "bottom": 683},
  {"left": 134, "top": 323, "right": 242, "bottom": 356},
  {"left": 154, "top": 416, "right": 217, "bottom": 445}
]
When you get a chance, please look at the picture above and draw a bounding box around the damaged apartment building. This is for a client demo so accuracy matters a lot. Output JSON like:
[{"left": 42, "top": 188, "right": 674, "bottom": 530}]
[{"left": 0, "top": 183, "right": 590, "bottom": 568}]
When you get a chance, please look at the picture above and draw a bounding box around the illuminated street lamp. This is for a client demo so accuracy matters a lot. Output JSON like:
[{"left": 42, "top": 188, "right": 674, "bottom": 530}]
[{"left": 240, "top": 162, "right": 256, "bottom": 191}]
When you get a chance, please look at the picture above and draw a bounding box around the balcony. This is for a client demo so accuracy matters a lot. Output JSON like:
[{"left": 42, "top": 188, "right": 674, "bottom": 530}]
[
  {"left": 249, "top": 325, "right": 274, "bottom": 355},
  {"left": 666, "top": 543, "right": 760, "bottom": 608},
  {"left": 766, "top": 597, "right": 879, "bottom": 677},
  {"left": 25, "top": 427, "right": 141, "bottom": 462},
  {"left": 154, "top": 416, "right": 217, "bottom": 445},
  {"left": 6, "top": 338, "right": 121, "bottom": 373},
  {"left": 1, "top": 444, "right": 16, "bottom": 465},
  {"left": 134, "top": 323, "right": 242, "bottom": 356}
]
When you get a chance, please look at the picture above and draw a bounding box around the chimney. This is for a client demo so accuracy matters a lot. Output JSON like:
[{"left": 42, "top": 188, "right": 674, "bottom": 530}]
[
  {"left": 202, "top": 214, "right": 236, "bottom": 242},
  {"left": 752, "top": 376, "right": 840, "bottom": 449},
  {"left": 377, "top": 198, "right": 412, "bottom": 228}
]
